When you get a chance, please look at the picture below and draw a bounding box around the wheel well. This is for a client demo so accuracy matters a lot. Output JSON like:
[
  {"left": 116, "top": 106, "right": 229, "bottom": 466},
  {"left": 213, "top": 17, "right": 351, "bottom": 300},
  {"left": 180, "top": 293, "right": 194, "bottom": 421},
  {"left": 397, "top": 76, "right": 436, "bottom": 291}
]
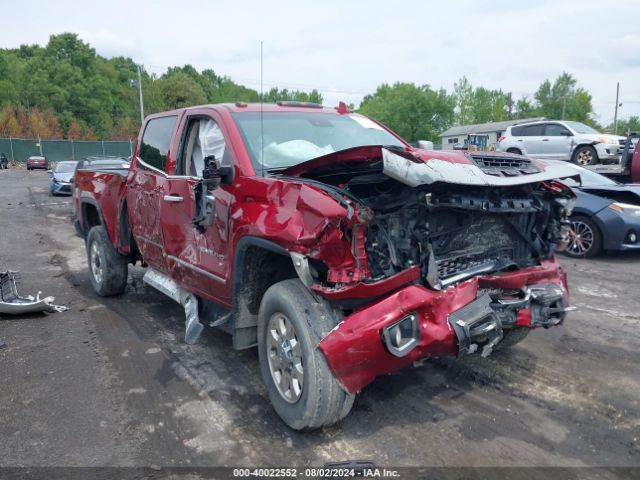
[
  {"left": 232, "top": 244, "right": 298, "bottom": 349},
  {"left": 572, "top": 143, "right": 598, "bottom": 157},
  {"left": 82, "top": 202, "right": 102, "bottom": 233},
  {"left": 506, "top": 148, "right": 522, "bottom": 154}
]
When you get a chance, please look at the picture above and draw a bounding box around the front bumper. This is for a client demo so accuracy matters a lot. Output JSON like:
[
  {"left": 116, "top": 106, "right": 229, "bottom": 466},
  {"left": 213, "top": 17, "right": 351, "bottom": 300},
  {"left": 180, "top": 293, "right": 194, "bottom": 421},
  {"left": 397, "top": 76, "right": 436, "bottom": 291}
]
[
  {"left": 595, "top": 143, "right": 624, "bottom": 162},
  {"left": 318, "top": 258, "right": 570, "bottom": 393},
  {"left": 594, "top": 207, "right": 640, "bottom": 251},
  {"left": 51, "top": 181, "right": 72, "bottom": 195}
]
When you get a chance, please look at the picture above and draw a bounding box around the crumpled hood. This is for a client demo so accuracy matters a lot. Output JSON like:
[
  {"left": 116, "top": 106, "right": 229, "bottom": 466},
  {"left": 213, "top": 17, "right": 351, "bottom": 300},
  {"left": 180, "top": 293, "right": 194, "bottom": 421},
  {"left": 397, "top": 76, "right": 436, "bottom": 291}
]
[{"left": 280, "top": 145, "right": 579, "bottom": 187}]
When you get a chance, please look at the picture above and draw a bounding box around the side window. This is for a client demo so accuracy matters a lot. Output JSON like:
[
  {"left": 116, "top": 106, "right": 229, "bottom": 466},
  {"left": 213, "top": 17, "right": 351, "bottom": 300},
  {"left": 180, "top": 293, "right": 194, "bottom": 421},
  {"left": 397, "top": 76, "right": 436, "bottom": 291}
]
[
  {"left": 139, "top": 116, "right": 178, "bottom": 172},
  {"left": 180, "top": 117, "right": 228, "bottom": 177},
  {"left": 545, "top": 124, "right": 564, "bottom": 136},
  {"left": 511, "top": 126, "right": 523, "bottom": 136},
  {"left": 522, "top": 124, "right": 544, "bottom": 136}
]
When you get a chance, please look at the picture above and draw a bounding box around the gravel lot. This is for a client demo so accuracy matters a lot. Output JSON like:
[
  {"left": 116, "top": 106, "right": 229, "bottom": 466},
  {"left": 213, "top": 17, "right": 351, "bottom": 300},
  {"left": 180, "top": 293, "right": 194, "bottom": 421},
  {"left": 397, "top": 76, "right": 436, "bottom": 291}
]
[{"left": 1, "top": 169, "right": 639, "bottom": 475}]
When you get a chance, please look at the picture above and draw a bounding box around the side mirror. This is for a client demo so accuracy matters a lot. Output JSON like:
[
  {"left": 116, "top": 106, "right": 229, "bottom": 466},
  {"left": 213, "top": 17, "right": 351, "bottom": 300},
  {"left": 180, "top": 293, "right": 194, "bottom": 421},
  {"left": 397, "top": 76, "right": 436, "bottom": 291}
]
[
  {"left": 202, "top": 155, "right": 233, "bottom": 191},
  {"left": 561, "top": 130, "right": 573, "bottom": 136},
  {"left": 47, "top": 169, "right": 53, "bottom": 174}
]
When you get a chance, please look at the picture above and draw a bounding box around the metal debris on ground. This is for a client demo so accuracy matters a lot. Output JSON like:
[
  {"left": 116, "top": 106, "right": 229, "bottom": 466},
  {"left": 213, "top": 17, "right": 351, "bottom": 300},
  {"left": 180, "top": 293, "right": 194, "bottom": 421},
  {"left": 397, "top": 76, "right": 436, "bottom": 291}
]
[{"left": 0, "top": 270, "right": 69, "bottom": 315}]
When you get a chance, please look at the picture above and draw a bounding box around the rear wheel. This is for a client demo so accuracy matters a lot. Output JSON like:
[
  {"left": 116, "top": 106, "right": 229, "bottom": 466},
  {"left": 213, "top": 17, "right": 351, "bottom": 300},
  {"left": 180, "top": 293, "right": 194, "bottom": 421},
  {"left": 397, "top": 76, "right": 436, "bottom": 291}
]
[
  {"left": 573, "top": 145, "right": 598, "bottom": 166},
  {"left": 564, "top": 215, "right": 602, "bottom": 258},
  {"left": 86, "top": 225, "right": 128, "bottom": 296},
  {"left": 258, "top": 279, "right": 354, "bottom": 430}
]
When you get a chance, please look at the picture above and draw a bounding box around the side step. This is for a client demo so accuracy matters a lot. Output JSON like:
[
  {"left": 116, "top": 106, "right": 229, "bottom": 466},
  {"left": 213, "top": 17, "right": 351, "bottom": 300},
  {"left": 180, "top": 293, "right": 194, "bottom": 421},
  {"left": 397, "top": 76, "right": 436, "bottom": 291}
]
[{"left": 143, "top": 268, "right": 204, "bottom": 344}]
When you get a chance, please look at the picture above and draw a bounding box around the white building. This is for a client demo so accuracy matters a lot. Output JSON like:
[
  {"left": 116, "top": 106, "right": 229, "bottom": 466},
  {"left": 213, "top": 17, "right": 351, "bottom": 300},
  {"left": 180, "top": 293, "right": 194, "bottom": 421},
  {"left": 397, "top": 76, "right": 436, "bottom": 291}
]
[{"left": 440, "top": 118, "right": 545, "bottom": 150}]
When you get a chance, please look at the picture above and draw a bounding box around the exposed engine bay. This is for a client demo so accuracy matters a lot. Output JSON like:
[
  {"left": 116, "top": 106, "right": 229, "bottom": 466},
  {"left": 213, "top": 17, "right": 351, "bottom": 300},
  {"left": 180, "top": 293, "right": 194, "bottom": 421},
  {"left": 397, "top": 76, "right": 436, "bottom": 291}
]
[
  {"left": 284, "top": 149, "right": 576, "bottom": 290},
  {"left": 346, "top": 174, "right": 572, "bottom": 289}
]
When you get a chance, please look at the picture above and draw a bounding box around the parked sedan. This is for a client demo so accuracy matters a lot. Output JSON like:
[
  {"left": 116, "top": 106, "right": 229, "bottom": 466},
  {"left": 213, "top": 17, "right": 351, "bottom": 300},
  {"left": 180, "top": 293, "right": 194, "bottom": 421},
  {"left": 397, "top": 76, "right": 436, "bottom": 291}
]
[
  {"left": 498, "top": 120, "right": 627, "bottom": 166},
  {"left": 555, "top": 161, "right": 640, "bottom": 257},
  {"left": 26, "top": 156, "right": 48, "bottom": 170},
  {"left": 49, "top": 161, "right": 78, "bottom": 195}
]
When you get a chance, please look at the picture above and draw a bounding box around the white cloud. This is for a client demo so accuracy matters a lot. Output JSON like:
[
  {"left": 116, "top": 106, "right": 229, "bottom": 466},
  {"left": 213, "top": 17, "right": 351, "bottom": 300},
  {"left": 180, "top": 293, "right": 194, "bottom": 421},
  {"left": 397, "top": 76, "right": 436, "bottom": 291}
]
[{"left": 1, "top": 0, "right": 639, "bottom": 124}]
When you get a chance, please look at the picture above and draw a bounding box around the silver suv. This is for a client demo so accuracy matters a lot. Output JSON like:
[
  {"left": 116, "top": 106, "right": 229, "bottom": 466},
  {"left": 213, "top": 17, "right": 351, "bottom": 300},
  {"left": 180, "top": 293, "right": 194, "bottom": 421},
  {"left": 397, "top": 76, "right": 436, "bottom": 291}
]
[{"left": 497, "top": 120, "right": 626, "bottom": 166}]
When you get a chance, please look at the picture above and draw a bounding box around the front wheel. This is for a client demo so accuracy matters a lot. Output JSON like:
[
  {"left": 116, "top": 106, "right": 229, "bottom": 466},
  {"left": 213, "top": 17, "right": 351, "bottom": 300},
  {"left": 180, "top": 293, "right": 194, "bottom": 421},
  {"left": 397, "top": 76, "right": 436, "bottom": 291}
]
[
  {"left": 564, "top": 216, "right": 602, "bottom": 258},
  {"left": 86, "top": 225, "right": 128, "bottom": 296},
  {"left": 573, "top": 145, "right": 598, "bottom": 166},
  {"left": 258, "top": 279, "right": 355, "bottom": 430}
]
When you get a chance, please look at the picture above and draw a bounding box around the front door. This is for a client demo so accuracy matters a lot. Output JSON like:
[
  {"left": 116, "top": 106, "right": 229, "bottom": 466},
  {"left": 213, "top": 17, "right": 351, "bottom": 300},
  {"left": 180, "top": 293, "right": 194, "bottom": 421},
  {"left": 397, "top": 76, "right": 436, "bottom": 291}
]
[
  {"left": 160, "top": 114, "right": 233, "bottom": 303},
  {"left": 127, "top": 115, "right": 179, "bottom": 271}
]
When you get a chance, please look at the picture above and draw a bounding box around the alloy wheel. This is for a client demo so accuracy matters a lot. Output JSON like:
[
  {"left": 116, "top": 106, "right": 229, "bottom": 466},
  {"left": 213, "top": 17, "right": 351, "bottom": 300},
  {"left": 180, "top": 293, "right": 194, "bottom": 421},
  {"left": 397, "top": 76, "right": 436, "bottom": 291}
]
[
  {"left": 90, "top": 241, "right": 104, "bottom": 285},
  {"left": 266, "top": 312, "right": 304, "bottom": 403},
  {"left": 576, "top": 149, "right": 593, "bottom": 166},
  {"left": 566, "top": 220, "right": 594, "bottom": 256}
]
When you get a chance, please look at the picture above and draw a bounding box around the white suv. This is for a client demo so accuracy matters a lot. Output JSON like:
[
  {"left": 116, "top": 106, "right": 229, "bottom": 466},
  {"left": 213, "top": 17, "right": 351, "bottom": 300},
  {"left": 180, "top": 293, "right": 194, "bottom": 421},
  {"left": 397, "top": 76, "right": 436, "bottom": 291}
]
[{"left": 497, "top": 120, "right": 626, "bottom": 166}]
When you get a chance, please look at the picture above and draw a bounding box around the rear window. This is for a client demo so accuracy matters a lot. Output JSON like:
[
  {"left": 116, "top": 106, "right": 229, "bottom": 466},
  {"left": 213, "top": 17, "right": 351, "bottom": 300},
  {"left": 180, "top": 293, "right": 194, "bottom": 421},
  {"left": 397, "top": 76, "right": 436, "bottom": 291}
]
[{"left": 139, "top": 116, "right": 178, "bottom": 172}]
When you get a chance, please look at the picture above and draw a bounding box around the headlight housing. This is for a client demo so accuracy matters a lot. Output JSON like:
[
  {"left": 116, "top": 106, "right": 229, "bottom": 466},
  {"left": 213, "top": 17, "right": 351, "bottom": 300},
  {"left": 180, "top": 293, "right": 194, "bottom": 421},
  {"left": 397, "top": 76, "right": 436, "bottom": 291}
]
[{"left": 608, "top": 202, "right": 640, "bottom": 217}]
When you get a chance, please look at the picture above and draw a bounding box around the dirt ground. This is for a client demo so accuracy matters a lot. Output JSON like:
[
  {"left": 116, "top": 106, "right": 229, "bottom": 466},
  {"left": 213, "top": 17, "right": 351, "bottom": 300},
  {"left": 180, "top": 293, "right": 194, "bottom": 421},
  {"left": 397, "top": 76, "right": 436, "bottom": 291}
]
[{"left": 1, "top": 169, "right": 639, "bottom": 477}]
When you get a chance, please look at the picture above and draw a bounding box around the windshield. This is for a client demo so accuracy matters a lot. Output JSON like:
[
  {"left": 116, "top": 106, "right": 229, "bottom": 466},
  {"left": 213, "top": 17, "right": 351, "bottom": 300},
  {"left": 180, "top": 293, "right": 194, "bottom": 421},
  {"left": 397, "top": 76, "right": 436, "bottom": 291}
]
[
  {"left": 564, "top": 121, "right": 599, "bottom": 135},
  {"left": 232, "top": 112, "right": 405, "bottom": 169},
  {"left": 54, "top": 162, "right": 77, "bottom": 173},
  {"left": 561, "top": 165, "right": 618, "bottom": 187}
]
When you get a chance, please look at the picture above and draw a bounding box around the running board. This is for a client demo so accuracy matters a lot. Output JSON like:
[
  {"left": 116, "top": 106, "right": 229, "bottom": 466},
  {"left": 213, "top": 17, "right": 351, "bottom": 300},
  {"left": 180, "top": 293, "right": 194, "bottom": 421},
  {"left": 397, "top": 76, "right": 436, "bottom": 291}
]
[{"left": 143, "top": 268, "right": 204, "bottom": 344}]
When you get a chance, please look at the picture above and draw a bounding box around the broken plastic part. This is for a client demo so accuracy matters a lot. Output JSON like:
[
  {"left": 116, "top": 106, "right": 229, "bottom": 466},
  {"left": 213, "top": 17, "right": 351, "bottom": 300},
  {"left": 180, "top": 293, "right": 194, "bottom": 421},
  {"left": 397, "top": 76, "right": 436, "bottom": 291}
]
[{"left": 0, "top": 271, "right": 68, "bottom": 315}]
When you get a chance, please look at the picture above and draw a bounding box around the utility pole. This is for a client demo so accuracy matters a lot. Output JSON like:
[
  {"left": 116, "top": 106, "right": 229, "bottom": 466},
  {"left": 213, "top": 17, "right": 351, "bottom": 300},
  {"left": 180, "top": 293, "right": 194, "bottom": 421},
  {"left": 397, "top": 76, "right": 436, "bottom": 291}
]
[
  {"left": 561, "top": 95, "right": 567, "bottom": 120},
  {"left": 613, "top": 82, "right": 620, "bottom": 135},
  {"left": 136, "top": 64, "right": 145, "bottom": 125}
]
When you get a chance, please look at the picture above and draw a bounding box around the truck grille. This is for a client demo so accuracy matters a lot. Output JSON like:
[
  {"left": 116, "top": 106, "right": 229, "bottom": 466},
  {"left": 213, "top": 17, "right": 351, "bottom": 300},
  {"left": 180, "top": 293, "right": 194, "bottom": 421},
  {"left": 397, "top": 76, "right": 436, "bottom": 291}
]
[{"left": 468, "top": 154, "right": 540, "bottom": 177}]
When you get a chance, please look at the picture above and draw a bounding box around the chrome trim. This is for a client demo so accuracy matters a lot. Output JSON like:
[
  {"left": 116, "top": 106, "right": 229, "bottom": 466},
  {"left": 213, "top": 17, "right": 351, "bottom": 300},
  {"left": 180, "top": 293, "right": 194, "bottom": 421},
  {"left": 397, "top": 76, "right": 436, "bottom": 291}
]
[
  {"left": 167, "top": 255, "right": 225, "bottom": 284},
  {"left": 163, "top": 194, "right": 184, "bottom": 203}
]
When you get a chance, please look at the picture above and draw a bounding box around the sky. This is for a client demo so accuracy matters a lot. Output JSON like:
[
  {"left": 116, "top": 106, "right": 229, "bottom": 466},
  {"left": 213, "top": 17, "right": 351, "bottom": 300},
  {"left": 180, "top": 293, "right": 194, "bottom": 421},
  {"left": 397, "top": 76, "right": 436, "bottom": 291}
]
[{"left": 2, "top": 0, "right": 639, "bottom": 126}]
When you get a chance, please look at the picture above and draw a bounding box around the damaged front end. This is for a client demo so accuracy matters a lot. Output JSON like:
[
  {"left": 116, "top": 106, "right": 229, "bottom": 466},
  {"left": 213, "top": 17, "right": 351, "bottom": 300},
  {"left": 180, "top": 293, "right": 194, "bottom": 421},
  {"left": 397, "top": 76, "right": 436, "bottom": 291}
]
[{"left": 279, "top": 146, "right": 577, "bottom": 392}]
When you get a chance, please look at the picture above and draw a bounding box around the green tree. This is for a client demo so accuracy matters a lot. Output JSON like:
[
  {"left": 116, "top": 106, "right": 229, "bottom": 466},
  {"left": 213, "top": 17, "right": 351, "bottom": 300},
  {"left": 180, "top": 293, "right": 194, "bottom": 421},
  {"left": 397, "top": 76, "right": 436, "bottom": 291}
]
[
  {"left": 156, "top": 72, "right": 207, "bottom": 109},
  {"left": 454, "top": 76, "right": 474, "bottom": 124},
  {"left": 534, "top": 72, "right": 593, "bottom": 123},
  {"left": 611, "top": 116, "right": 640, "bottom": 135},
  {"left": 359, "top": 82, "right": 455, "bottom": 142}
]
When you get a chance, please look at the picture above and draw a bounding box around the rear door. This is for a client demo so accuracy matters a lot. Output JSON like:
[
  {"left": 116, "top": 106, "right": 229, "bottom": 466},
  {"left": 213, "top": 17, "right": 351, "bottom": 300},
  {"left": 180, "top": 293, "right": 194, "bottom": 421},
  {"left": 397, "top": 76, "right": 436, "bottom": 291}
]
[
  {"left": 521, "top": 124, "right": 545, "bottom": 157},
  {"left": 127, "top": 115, "right": 179, "bottom": 272},
  {"left": 160, "top": 112, "right": 234, "bottom": 303},
  {"left": 543, "top": 123, "right": 573, "bottom": 160}
]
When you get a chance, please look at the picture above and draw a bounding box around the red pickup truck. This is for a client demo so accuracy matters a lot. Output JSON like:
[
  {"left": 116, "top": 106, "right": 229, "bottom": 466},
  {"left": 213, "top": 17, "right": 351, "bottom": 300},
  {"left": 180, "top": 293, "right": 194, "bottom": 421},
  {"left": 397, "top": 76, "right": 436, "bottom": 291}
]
[{"left": 74, "top": 102, "right": 578, "bottom": 430}]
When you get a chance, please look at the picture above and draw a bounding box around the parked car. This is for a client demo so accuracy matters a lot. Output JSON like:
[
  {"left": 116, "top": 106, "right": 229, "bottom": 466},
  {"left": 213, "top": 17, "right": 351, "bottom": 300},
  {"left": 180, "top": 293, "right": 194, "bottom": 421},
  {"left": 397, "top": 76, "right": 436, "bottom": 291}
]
[
  {"left": 0, "top": 153, "right": 8, "bottom": 169},
  {"left": 26, "top": 156, "right": 48, "bottom": 170},
  {"left": 49, "top": 160, "right": 78, "bottom": 195},
  {"left": 497, "top": 120, "right": 627, "bottom": 166},
  {"left": 73, "top": 102, "right": 577, "bottom": 430},
  {"left": 553, "top": 161, "right": 640, "bottom": 257},
  {"left": 76, "top": 156, "right": 131, "bottom": 170}
]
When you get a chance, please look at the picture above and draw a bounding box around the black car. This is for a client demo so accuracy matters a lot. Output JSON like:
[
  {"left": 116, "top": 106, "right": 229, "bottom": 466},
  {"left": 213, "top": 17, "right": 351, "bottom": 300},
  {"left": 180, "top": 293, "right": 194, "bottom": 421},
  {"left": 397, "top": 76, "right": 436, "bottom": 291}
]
[{"left": 556, "top": 162, "right": 640, "bottom": 257}]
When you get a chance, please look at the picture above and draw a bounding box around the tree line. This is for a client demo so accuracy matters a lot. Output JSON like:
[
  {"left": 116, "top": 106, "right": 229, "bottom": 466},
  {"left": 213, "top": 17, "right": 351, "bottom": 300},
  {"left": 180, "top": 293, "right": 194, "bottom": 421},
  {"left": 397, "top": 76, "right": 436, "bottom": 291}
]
[{"left": 1, "top": 33, "right": 637, "bottom": 143}]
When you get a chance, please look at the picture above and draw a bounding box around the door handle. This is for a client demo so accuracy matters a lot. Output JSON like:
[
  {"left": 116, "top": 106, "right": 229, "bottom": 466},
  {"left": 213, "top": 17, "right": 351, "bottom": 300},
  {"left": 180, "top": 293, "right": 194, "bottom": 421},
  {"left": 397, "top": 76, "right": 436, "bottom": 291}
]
[
  {"left": 542, "top": 138, "right": 549, "bottom": 141},
  {"left": 163, "top": 194, "right": 184, "bottom": 203}
]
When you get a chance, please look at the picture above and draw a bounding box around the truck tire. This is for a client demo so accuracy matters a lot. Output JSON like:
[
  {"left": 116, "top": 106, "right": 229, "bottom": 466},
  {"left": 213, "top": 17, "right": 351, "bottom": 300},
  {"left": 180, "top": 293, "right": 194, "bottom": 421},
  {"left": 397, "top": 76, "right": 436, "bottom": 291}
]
[
  {"left": 496, "top": 328, "right": 530, "bottom": 350},
  {"left": 86, "top": 225, "right": 128, "bottom": 296},
  {"left": 258, "top": 279, "right": 355, "bottom": 430},
  {"left": 573, "top": 145, "right": 598, "bottom": 166}
]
